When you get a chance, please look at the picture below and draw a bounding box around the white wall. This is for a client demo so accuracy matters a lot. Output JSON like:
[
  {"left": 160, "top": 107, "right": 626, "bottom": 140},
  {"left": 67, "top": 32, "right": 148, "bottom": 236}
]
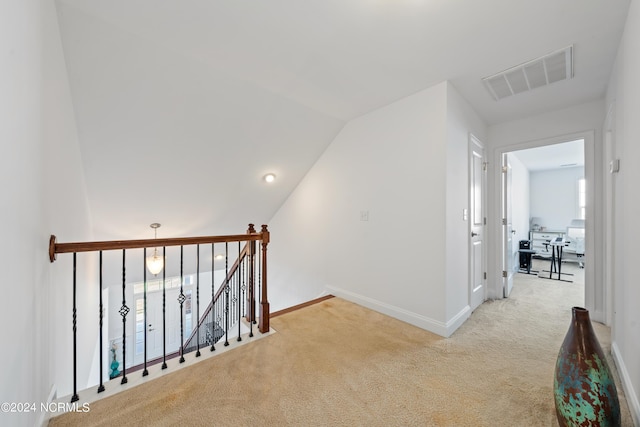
[
  {"left": 43, "top": 0, "right": 98, "bottom": 402},
  {"left": 269, "top": 82, "right": 448, "bottom": 333},
  {"left": 0, "top": 2, "right": 47, "bottom": 426},
  {"left": 269, "top": 82, "right": 486, "bottom": 337},
  {"left": 529, "top": 166, "right": 584, "bottom": 231},
  {"left": 606, "top": 0, "right": 640, "bottom": 423},
  {"left": 43, "top": 0, "right": 98, "bottom": 405},
  {"left": 0, "top": 1, "right": 93, "bottom": 425}
]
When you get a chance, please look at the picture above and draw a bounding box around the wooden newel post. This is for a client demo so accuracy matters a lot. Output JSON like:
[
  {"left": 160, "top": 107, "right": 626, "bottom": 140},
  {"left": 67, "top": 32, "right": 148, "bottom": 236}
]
[
  {"left": 259, "top": 224, "right": 270, "bottom": 333},
  {"left": 246, "top": 224, "right": 256, "bottom": 323}
]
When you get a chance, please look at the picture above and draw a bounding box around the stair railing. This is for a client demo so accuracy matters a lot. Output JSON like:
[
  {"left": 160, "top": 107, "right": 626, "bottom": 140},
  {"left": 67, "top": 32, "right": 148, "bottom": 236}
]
[
  {"left": 49, "top": 223, "right": 270, "bottom": 403},
  {"left": 182, "top": 240, "right": 253, "bottom": 355}
]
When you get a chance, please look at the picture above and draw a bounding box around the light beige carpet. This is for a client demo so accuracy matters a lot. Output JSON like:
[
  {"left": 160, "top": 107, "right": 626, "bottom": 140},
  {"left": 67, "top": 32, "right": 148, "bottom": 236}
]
[{"left": 50, "top": 260, "right": 633, "bottom": 426}]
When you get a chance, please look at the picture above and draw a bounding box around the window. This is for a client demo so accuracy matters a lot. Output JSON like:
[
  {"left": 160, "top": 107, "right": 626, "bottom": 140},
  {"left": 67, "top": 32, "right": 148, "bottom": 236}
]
[{"left": 578, "top": 178, "right": 586, "bottom": 219}]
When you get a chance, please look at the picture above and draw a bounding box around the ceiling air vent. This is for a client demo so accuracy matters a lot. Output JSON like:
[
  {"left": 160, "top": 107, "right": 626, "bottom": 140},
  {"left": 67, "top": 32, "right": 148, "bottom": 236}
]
[{"left": 483, "top": 46, "right": 573, "bottom": 101}]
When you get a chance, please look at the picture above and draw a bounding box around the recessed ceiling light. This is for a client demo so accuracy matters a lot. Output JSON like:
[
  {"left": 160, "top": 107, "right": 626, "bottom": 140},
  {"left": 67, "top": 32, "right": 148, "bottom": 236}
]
[
  {"left": 214, "top": 254, "right": 224, "bottom": 260},
  {"left": 263, "top": 173, "right": 276, "bottom": 183}
]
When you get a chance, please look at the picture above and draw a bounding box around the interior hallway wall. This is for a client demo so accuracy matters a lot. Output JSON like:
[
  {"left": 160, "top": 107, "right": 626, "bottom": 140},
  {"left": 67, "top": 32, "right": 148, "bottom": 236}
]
[
  {"left": 0, "top": 2, "right": 94, "bottom": 425},
  {"left": 529, "top": 166, "right": 584, "bottom": 231},
  {"left": 606, "top": 0, "right": 640, "bottom": 423},
  {"left": 0, "top": 2, "right": 48, "bottom": 426},
  {"left": 269, "top": 81, "right": 486, "bottom": 337},
  {"left": 44, "top": 0, "right": 97, "bottom": 403}
]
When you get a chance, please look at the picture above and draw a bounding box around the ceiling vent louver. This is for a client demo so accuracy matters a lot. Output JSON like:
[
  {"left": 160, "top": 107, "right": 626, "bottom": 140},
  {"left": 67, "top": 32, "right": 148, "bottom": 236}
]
[{"left": 482, "top": 46, "right": 573, "bottom": 101}]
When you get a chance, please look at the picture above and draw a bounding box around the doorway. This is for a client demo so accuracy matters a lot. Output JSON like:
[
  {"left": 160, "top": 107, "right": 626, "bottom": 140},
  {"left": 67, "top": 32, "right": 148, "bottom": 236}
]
[{"left": 495, "top": 131, "right": 598, "bottom": 317}]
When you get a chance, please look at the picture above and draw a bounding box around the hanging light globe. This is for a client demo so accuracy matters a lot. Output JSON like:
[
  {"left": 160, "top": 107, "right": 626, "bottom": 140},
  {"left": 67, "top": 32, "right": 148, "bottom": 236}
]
[{"left": 145, "top": 223, "right": 164, "bottom": 275}]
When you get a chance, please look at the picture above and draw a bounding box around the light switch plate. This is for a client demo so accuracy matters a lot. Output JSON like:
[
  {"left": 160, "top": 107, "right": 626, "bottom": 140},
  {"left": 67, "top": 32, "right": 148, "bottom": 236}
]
[{"left": 609, "top": 159, "right": 620, "bottom": 173}]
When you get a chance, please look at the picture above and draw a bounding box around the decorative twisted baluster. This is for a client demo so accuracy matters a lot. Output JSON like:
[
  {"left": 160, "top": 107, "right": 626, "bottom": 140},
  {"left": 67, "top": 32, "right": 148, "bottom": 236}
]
[
  {"left": 237, "top": 241, "right": 242, "bottom": 342},
  {"left": 248, "top": 224, "right": 255, "bottom": 337},
  {"left": 120, "top": 249, "right": 129, "bottom": 384},
  {"left": 142, "top": 248, "right": 149, "bottom": 377},
  {"left": 211, "top": 243, "right": 216, "bottom": 352},
  {"left": 97, "top": 251, "right": 105, "bottom": 393},
  {"left": 224, "top": 242, "right": 230, "bottom": 347},
  {"left": 178, "top": 246, "right": 186, "bottom": 363},
  {"left": 161, "top": 246, "right": 167, "bottom": 370},
  {"left": 71, "top": 253, "right": 79, "bottom": 403},
  {"left": 195, "top": 244, "right": 201, "bottom": 357}
]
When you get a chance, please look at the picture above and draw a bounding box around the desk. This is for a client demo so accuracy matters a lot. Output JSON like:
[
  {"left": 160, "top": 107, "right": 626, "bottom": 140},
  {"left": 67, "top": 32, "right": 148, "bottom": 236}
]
[{"left": 543, "top": 239, "right": 573, "bottom": 282}]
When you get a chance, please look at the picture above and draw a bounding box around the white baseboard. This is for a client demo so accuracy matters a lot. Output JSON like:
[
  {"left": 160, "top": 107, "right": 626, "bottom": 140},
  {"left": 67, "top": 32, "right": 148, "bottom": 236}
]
[
  {"left": 612, "top": 341, "right": 640, "bottom": 427},
  {"left": 326, "top": 286, "right": 470, "bottom": 338}
]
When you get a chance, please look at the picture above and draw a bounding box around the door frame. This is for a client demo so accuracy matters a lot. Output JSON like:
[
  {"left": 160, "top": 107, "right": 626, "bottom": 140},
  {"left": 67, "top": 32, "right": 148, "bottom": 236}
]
[
  {"left": 603, "top": 103, "right": 616, "bottom": 326},
  {"left": 489, "top": 130, "right": 601, "bottom": 320}
]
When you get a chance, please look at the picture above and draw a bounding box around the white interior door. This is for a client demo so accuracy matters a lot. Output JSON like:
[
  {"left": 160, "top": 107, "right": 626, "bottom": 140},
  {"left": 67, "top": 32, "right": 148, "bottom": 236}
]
[
  {"left": 469, "top": 135, "right": 486, "bottom": 311},
  {"left": 502, "top": 153, "right": 516, "bottom": 297}
]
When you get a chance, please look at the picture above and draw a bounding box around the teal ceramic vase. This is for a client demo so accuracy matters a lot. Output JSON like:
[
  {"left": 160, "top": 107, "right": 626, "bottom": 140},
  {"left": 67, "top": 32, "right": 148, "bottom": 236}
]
[{"left": 554, "top": 307, "right": 621, "bottom": 426}]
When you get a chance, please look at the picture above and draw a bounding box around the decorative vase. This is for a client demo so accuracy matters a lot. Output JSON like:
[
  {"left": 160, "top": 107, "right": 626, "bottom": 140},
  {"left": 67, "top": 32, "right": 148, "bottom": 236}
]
[
  {"left": 109, "top": 345, "right": 121, "bottom": 379},
  {"left": 554, "top": 307, "right": 621, "bottom": 426}
]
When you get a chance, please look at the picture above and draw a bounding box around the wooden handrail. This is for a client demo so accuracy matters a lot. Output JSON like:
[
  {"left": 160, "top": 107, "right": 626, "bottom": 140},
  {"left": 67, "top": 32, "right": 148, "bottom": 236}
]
[{"left": 49, "top": 228, "right": 264, "bottom": 262}]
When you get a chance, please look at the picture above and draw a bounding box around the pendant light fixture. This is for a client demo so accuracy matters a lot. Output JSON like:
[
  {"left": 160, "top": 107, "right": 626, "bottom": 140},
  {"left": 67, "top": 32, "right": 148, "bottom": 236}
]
[{"left": 146, "top": 223, "right": 164, "bottom": 275}]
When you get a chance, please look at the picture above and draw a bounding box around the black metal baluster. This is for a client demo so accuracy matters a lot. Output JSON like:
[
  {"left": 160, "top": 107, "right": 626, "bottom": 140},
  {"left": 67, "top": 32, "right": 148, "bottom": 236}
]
[
  {"left": 98, "top": 251, "right": 105, "bottom": 393},
  {"left": 249, "top": 240, "right": 254, "bottom": 338},
  {"left": 142, "top": 248, "right": 149, "bottom": 377},
  {"left": 224, "top": 242, "right": 230, "bottom": 347},
  {"left": 218, "top": 296, "right": 224, "bottom": 346},
  {"left": 211, "top": 243, "right": 216, "bottom": 352},
  {"left": 231, "top": 268, "right": 235, "bottom": 338},
  {"left": 178, "top": 246, "right": 186, "bottom": 363},
  {"left": 71, "top": 253, "right": 79, "bottom": 403},
  {"left": 120, "top": 249, "right": 129, "bottom": 384},
  {"left": 237, "top": 241, "right": 242, "bottom": 342},
  {"left": 241, "top": 252, "right": 246, "bottom": 321},
  {"left": 257, "top": 244, "right": 261, "bottom": 328},
  {"left": 196, "top": 244, "right": 201, "bottom": 357},
  {"left": 161, "top": 246, "right": 167, "bottom": 370}
]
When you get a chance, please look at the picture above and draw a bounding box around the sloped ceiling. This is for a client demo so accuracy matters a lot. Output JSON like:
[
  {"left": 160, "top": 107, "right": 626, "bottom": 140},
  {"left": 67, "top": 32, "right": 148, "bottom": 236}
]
[{"left": 54, "top": 0, "right": 630, "bottom": 240}]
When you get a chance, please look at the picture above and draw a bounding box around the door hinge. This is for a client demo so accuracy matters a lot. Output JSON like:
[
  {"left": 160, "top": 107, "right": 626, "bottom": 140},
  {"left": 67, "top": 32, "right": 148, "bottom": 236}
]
[
  {"left": 502, "top": 270, "right": 507, "bottom": 278},
  {"left": 502, "top": 166, "right": 508, "bottom": 173},
  {"left": 483, "top": 161, "right": 488, "bottom": 171},
  {"left": 484, "top": 217, "right": 487, "bottom": 225},
  {"left": 484, "top": 272, "right": 487, "bottom": 280},
  {"left": 502, "top": 218, "right": 507, "bottom": 225}
]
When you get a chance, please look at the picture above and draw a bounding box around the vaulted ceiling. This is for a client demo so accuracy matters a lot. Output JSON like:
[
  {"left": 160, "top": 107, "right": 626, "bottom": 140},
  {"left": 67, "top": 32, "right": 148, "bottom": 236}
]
[{"left": 54, "top": 0, "right": 630, "bottom": 240}]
